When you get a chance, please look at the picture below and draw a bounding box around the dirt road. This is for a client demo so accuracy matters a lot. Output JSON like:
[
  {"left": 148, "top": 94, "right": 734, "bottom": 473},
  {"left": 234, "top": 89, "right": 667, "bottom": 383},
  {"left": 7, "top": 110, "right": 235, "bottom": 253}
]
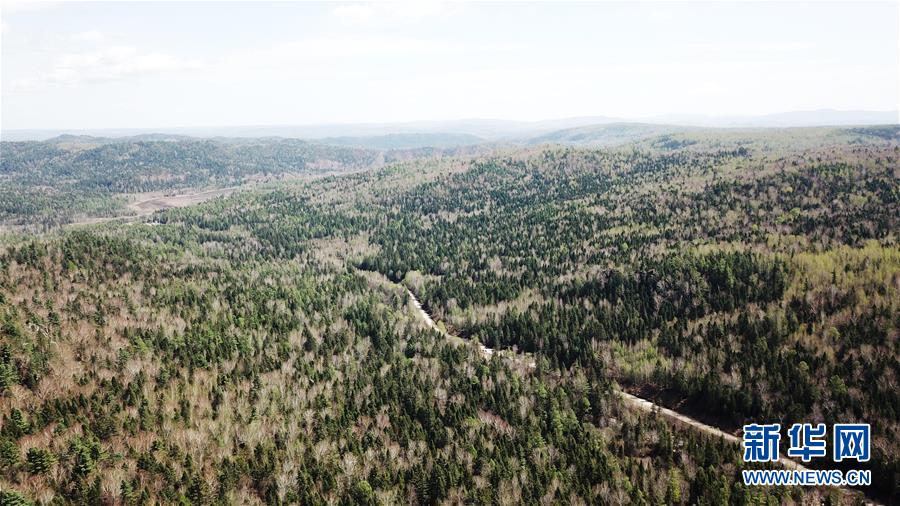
[{"left": 402, "top": 286, "right": 876, "bottom": 503}]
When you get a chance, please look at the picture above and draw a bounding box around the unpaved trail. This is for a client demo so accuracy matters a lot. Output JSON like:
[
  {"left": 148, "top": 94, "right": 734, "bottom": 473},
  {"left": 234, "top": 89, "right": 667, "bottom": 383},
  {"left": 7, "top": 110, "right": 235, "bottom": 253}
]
[
  {"left": 406, "top": 287, "right": 519, "bottom": 363},
  {"left": 405, "top": 287, "right": 750, "bottom": 441},
  {"left": 616, "top": 390, "right": 811, "bottom": 471},
  {"left": 403, "top": 286, "right": 877, "bottom": 503}
]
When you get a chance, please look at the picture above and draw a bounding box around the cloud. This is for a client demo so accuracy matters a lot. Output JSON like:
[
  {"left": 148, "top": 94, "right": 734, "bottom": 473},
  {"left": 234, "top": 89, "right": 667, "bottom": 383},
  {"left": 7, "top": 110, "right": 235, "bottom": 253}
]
[
  {"left": 11, "top": 45, "right": 202, "bottom": 90},
  {"left": 8, "top": 31, "right": 514, "bottom": 93}
]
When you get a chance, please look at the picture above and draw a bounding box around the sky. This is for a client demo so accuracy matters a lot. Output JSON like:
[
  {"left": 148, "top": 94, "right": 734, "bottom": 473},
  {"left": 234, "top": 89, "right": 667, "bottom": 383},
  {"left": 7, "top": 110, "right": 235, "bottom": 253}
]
[{"left": 1, "top": 1, "right": 898, "bottom": 130}]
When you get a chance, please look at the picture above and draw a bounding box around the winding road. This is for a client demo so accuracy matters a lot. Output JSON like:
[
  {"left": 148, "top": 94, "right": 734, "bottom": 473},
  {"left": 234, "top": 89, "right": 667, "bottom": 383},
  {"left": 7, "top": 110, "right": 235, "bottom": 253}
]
[{"left": 403, "top": 287, "right": 877, "bottom": 504}]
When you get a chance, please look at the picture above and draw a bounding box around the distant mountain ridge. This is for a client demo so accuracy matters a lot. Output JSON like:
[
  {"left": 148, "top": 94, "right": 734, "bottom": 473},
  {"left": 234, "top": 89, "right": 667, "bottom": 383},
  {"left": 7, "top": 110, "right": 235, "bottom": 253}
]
[
  {"left": 316, "top": 132, "right": 486, "bottom": 149},
  {"left": 4, "top": 109, "right": 891, "bottom": 142},
  {"left": 645, "top": 109, "right": 898, "bottom": 128},
  {"left": 3, "top": 110, "right": 896, "bottom": 144},
  {"left": 1, "top": 117, "right": 623, "bottom": 142},
  {"left": 518, "top": 123, "right": 690, "bottom": 147}
]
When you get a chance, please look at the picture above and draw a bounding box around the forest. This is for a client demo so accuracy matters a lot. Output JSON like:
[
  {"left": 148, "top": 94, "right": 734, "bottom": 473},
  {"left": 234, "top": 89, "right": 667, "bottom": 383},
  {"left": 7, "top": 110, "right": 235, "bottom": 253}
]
[
  {"left": 0, "top": 125, "right": 897, "bottom": 504},
  {"left": 0, "top": 136, "right": 471, "bottom": 230}
]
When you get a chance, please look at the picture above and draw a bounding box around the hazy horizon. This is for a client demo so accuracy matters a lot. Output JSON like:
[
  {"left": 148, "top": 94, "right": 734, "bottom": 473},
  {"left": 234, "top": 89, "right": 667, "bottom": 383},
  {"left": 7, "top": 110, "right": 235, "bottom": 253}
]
[
  {"left": 1, "top": 108, "right": 897, "bottom": 142},
  {"left": 2, "top": 1, "right": 898, "bottom": 132}
]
